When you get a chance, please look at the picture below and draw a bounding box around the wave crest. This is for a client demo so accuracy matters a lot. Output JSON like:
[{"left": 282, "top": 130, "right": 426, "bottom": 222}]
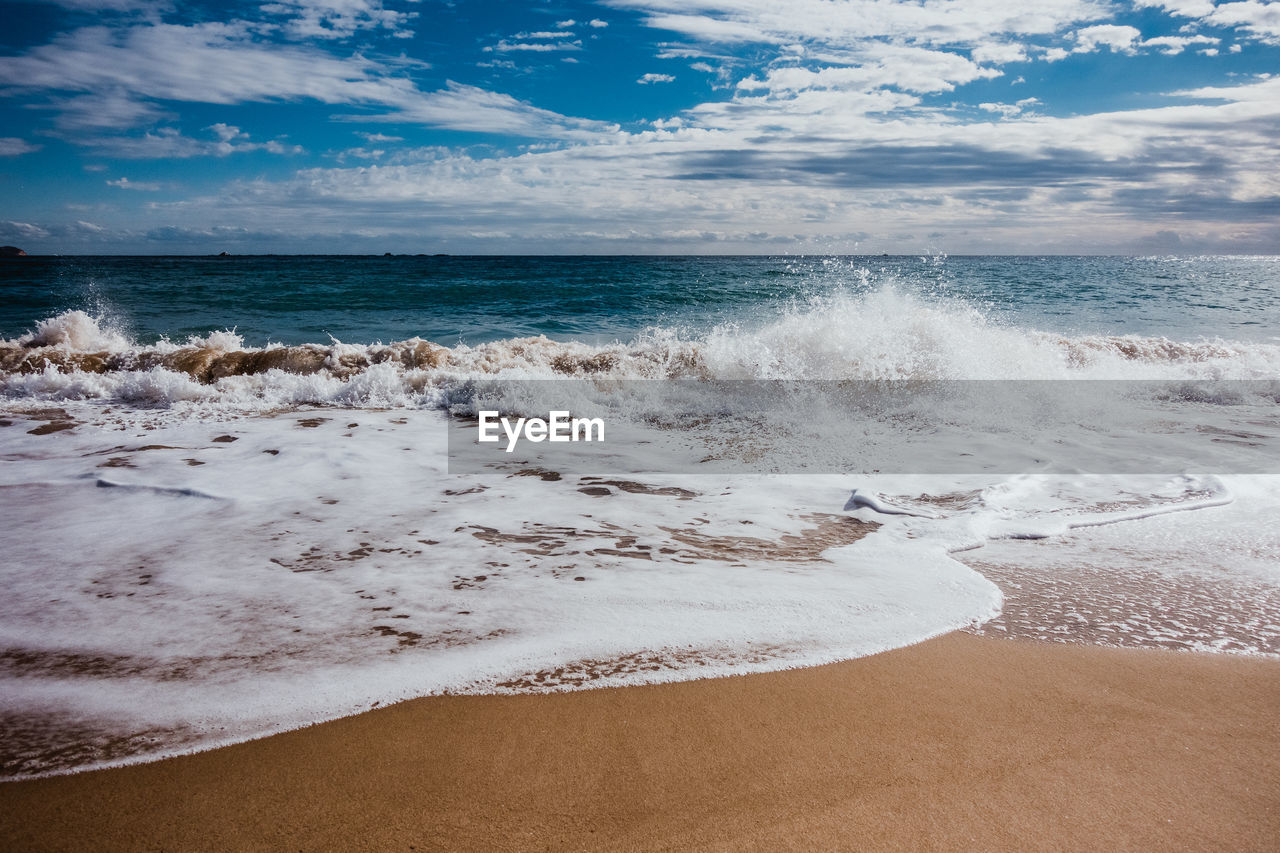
[{"left": 3, "top": 290, "right": 1279, "bottom": 409}]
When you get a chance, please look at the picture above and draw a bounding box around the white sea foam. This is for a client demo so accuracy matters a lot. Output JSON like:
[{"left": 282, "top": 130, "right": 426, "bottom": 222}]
[
  {"left": 0, "top": 409, "right": 998, "bottom": 776},
  {"left": 2, "top": 287, "right": 1278, "bottom": 778},
  {"left": 18, "top": 310, "right": 134, "bottom": 352},
  {"left": 964, "top": 474, "right": 1280, "bottom": 653},
  {"left": 4, "top": 287, "right": 1280, "bottom": 414}
]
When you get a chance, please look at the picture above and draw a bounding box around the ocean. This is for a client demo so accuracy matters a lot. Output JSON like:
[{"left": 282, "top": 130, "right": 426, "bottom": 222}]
[
  {"left": 5, "top": 254, "right": 1280, "bottom": 347},
  {"left": 2, "top": 254, "right": 1279, "bottom": 778}
]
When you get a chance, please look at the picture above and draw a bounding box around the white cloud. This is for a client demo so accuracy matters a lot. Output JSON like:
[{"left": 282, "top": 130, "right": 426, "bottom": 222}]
[
  {"left": 737, "top": 44, "right": 1001, "bottom": 95},
  {"left": 685, "top": 85, "right": 923, "bottom": 136},
  {"left": 637, "top": 13, "right": 780, "bottom": 43},
  {"left": 0, "top": 22, "right": 610, "bottom": 142},
  {"left": 485, "top": 39, "right": 582, "bottom": 52},
  {"left": 1, "top": 221, "right": 50, "bottom": 240},
  {"left": 588, "top": 19, "right": 609, "bottom": 28},
  {"left": 1173, "top": 73, "right": 1280, "bottom": 101},
  {"left": 154, "top": 66, "right": 1280, "bottom": 253},
  {"left": 336, "top": 146, "right": 387, "bottom": 161},
  {"left": 11, "top": 0, "right": 1280, "bottom": 254},
  {"left": 107, "top": 176, "right": 162, "bottom": 190},
  {"left": 1133, "top": 0, "right": 1217, "bottom": 15},
  {"left": 1141, "top": 34, "right": 1220, "bottom": 54},
  {"left": 259, "top": 0, "right": 416, "bottom": 40},
  {"left": 1073, "top": 24, "right": 1141, "bottom": 54},
  {"left": 209, "top": 122, "right": 246, "bottom": 142},
  {"left": 978, "top": 96, "right": 1040, "bottom": 118},
  {"left": 30, "top": 91, "right": 171, "bottom": 133},
  {"left": 359, "top": 81, "right": 618, "bottom": 139},
  {"left": 1133, "top": 1, "right": 1280, "bottom": 47},
  {"left": 602, "top": 2, "right": 1122, "bottom": 124},
  {"left": 604, "top": 0, "right": 1113, "bottom": 47},
  {"left": 657, "top": 45, "right": 726, "bottom": 59},
  {"left": 86, "top": 125, "right": 304, "bottom": 158},
  {"left": 978, "top": 103, "right": 1020, "bottom": 118},
  {"left": 1204, "top": 1, "right": 1280, "bottom": 45},
  {"left": 30, "top": 0, "right": 167, "bottom": 10},
  {"left": 0, "top": 138, "right": 40, "bottom": 156},
  {"left": 970, "top": 41, "right": 1028, "bottom": 65},
  {"left": 0, "top": 23, "right": 397, "bottom": 104}
]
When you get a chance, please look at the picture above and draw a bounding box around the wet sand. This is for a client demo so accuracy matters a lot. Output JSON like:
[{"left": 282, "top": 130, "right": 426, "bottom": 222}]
[{"left": 2, "top": 632, "right": 1277, "bottom": 852}]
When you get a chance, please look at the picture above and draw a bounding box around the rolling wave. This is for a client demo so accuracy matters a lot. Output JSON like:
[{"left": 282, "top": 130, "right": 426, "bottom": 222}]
[{"left": 3, "top": 286, "right": 1279, "bottom": 409}]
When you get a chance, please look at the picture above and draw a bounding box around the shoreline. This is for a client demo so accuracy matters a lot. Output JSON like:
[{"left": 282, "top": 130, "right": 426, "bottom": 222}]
[{"left": 3, "top": 632, "right": 1277, "bottom": 851}]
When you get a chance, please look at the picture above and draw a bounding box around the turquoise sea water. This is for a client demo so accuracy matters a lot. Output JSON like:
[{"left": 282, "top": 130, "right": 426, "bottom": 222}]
[{"left": 3, "top": 255, "right": 1279, "bottom": 346}]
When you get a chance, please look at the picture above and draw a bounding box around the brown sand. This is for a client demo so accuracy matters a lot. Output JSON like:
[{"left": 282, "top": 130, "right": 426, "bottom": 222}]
[{"left": 2, "top": 633, "right": 1277, "bottom": 852}]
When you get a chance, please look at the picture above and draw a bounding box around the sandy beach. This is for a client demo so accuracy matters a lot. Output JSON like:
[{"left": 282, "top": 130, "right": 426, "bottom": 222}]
[{"left": 3, "top": 631, "right": 1277, "bottom": 852}]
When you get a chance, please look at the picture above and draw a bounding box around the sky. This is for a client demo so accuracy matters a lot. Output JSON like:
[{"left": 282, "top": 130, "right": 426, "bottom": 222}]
[{"left": 1, "top": 0, "right": 1278, "bottom": 255}]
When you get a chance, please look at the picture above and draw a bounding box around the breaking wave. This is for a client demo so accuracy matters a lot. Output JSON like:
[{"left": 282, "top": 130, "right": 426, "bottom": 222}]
[{"left": 3, "top": 286, "right": 1279, "bottom": 410}]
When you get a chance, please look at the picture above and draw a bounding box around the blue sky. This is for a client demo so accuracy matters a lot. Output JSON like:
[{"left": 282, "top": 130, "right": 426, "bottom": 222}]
[{"left": 1, "top": 0, "right": 1278, "bottom": 254}]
